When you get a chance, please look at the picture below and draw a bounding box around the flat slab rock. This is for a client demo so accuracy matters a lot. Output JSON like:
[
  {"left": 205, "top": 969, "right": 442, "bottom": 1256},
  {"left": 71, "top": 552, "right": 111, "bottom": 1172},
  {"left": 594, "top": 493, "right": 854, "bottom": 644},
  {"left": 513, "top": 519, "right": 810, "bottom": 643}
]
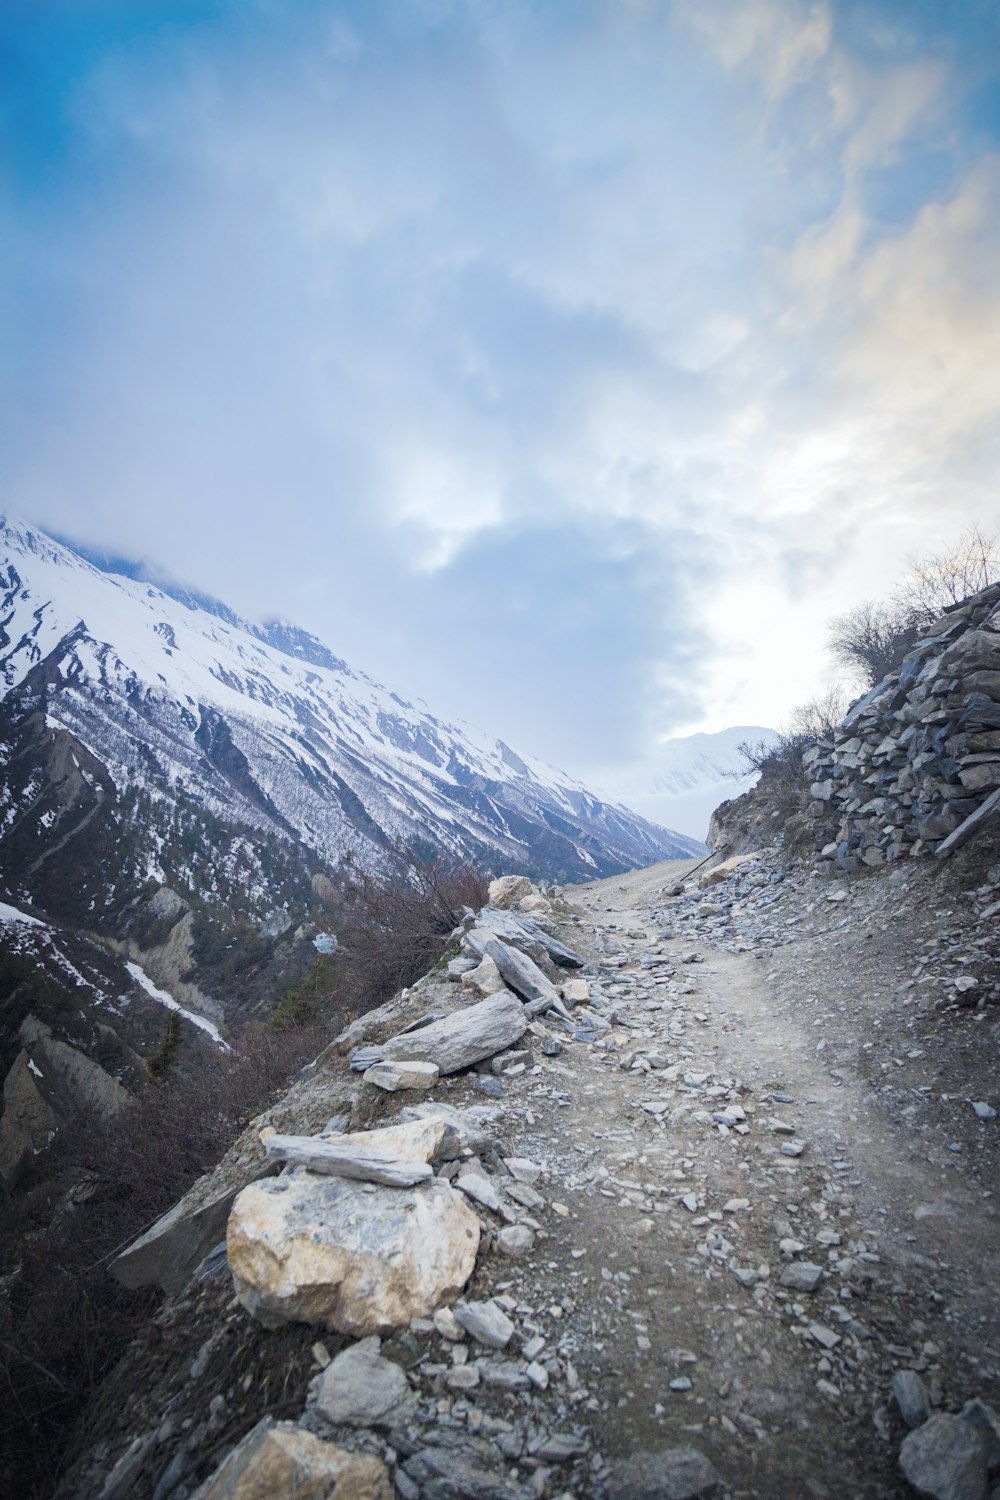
[
  {"left": 190, "top": 1417, "right": 391, "bottom": 1500},
  {"left": 227, "top": 1175, "right": 480, "bottom": 1335},
  {"left": 606, "top": 1445, "right": 723, "bottom": 1500},
  {"left": 381, "top": 988, "right": 527, "bottom": 1074}
]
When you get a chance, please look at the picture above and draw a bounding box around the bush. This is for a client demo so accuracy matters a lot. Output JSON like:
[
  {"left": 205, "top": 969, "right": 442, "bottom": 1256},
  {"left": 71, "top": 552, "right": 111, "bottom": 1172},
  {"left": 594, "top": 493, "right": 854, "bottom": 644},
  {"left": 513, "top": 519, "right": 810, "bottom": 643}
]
[{"left": 828, "top": 525, "right": 1000, "bottom": 688}]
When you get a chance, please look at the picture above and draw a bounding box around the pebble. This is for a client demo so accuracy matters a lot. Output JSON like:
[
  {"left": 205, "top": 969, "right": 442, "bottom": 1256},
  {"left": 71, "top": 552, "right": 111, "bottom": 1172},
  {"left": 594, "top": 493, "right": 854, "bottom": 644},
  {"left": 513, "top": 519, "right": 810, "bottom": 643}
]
[{"left": 453, "top": 1300, "right": 515, "bottom": 1350}]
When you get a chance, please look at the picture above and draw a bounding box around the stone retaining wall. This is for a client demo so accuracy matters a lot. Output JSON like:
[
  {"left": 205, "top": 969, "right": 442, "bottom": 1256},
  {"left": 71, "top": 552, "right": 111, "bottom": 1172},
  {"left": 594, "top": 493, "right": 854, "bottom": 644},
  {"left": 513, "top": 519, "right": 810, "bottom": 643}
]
[{"left": 803, "top": 582, "right": 1000, "bottom": 873}]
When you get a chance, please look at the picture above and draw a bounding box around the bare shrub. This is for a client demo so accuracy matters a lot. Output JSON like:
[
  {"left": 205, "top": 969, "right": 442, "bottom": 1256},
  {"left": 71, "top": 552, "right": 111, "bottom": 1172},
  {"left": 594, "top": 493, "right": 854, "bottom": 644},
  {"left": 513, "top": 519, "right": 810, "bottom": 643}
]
[
  {"left": 319, "top": 848, "right": 488, "bottom": 1012},
  {"left": 0, "top": 1019, "right": 331, "bottom": 1500},
  {"left": 829, "top": 526, "right": 1000, "bottom": 688},
  {"left": 895, "top": 524, "right": 1000, "bottom": 622}
]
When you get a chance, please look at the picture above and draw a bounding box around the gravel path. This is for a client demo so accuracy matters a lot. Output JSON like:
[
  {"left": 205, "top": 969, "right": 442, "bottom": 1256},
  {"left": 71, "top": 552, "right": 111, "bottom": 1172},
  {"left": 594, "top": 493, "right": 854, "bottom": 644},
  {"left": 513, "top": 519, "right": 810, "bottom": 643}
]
[{"left": 479, "top": 852, "right": 1000, "bottom": 1497}]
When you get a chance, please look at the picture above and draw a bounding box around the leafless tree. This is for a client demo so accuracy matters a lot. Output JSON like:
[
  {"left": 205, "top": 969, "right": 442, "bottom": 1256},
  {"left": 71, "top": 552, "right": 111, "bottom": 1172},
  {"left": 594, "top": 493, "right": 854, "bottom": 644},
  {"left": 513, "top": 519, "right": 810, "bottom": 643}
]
[{"left": 827, "top": 599, "right": 920, "bottom": 688}]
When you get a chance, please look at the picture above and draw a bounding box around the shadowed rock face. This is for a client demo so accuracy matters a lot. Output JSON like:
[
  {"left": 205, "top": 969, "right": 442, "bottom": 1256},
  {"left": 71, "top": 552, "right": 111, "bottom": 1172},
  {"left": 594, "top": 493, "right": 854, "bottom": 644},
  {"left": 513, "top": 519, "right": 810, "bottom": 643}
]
[{"left": 227, "top": 1174, "right": 481, "bottom": 1334}]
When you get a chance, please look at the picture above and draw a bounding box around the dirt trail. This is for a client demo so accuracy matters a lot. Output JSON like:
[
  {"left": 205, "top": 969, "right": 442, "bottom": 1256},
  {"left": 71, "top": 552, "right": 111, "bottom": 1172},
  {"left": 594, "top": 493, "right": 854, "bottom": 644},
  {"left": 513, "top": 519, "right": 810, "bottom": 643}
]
[{"left": 491, "top": 855, "right": 1000, "bottom": 1498}]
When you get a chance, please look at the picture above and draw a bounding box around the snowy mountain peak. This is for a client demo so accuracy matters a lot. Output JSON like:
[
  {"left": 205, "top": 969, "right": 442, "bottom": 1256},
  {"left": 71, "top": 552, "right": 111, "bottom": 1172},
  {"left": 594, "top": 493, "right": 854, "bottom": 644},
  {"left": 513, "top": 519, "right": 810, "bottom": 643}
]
[{"left": 0, "top": 517, "right": 703, "bottom": 923}]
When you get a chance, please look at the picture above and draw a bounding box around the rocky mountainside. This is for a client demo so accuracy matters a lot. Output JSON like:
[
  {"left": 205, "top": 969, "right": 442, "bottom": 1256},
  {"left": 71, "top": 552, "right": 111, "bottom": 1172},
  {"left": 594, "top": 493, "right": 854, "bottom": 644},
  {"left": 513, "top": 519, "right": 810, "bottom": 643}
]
[
  {"left": 709, "top": 583, "right": 1000, "bottom": 870},
  {"left": 0, "top": 517, "right": 699, "bottom": 1184},
  {"left": 47, "top": 855, "right": 1000, "bottom": 1500},
  {"left": 0, "top": 516, "right": 701, "bottom": 919}
]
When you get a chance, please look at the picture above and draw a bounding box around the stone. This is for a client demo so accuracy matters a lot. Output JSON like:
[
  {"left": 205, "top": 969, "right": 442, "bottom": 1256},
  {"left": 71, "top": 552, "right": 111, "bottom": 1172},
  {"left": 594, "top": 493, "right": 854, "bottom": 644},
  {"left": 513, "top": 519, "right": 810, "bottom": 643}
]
[
  {"left": 324, "top": 1115, "right": 461, "bottom": 1164},
  {"left": 228, "top": 1175, "right": 480, "bottom": 1334},
  {"left": 481, "top": 1359, "right": 530, "bottom": 1390},
  {"left": 899, "top": 1412, "right": 989, "bottom": 1500},
  {"left": 452, "top": 1298, "right": 515, "bottom": 1348},
  {"left": 892, "top": 1369, "right": 931, "bottom": 1429},
  {"left": 263, "top": 1134, "right": 433, "bottom": 1187},
  {"left": 484, "top": 940, "right": 563, "bottom": 1011},
  {"left": 456, "top": 1172, "right": 502, "bottom": 1213},
  {"left": 363, "top": 1060, "right": 439, "bottom": 1092},
  {"left": 403, "top": 1445, "right": 534, "bottom": 1500},
  {"left": 532, "top": 1433, "right": 588, "bottom": 1461},
  {"left": 399, "top": 1101, "right": 500, "bottom": 1156},
  {"left": 446, "top": 1363, "right": 481, "bottom": 1391},
  {"left": 488, "top": 876, "right": 536, "bottom": 909},
  {"left": 462, "top": 955, "right": 506, "bottom": 997},
  {"left": 112, "top": 1180, "right": 257, "bottom": 1295},
  {"left": 504, "top": 1157, "right": 543, "bottom": 1184},
  {"left": 972, "top": 1102, "right": 997, "bottom": 1120},
  {"left": 381, "top": 990, "right": 527, "bottom": 1074},
  {"left": 189, "top": 1417, "right": 392, "bottom": 1500},
  {"left": 779, "top": 1262, "right": 824, "bottom": 1292},
  {"left": 606, "top": 1445, "right": 723, "bottom": 1499},
  {"left": 496, "top": 1224, "right": 535, "bottom": 1256},
  {"left": 311, "top": 1337, "right": 417, "bottom": 1428},
  {"left": 561, "top": 977, "right": 590, "bottom": 1006},
  {"left": 935, "top": 787, "right": 1000, "bottom": 859}
]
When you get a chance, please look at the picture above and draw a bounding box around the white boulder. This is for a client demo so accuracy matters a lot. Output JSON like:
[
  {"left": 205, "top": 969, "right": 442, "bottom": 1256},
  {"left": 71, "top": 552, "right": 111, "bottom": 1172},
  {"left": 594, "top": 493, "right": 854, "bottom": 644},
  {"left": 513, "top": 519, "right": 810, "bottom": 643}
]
[{"left": 228, "top": 1175, "right": 480, "bottom": 1334}]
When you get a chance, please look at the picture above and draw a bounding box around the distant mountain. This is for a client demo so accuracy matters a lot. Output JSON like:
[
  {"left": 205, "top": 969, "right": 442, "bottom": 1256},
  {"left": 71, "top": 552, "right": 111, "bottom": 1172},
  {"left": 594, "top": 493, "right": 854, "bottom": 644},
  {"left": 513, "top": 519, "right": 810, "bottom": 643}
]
[
  {"left": 607, "top": 727, "right": 779, "bottom": 841},
  {"left": 0, "top": 518, "right": 700, "bottom": 912}
]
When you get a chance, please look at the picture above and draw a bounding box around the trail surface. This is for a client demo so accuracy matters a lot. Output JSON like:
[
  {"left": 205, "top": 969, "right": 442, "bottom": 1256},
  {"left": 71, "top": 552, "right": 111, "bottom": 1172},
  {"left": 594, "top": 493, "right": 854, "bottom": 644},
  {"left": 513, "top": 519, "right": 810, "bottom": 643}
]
[{"left": 490, "top": 853, "right": 1000, "bottom": 1497}]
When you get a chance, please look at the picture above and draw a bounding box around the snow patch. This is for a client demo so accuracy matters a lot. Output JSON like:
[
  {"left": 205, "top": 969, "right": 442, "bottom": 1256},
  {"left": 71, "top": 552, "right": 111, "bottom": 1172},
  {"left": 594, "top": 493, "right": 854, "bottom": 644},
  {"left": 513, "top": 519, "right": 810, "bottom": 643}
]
[{"left": 126, "top": 961, "right": 230, "bottom": 1050}]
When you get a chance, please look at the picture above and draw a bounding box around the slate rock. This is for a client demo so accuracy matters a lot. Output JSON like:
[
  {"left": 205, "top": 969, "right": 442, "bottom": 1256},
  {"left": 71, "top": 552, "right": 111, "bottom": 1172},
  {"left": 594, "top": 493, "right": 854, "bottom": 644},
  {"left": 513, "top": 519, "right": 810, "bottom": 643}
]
[
  {"left": 899, "top": 1412, "right": 989, "bottom": 1500},
  {"left": 452, "top": 1298, "right": 515, "bottom": 1349},
  {"left": 381, "top": 990, "right": 527, "bottom": 1074},
  {"left": 961, "top": 1401, "right": 1000, "bottom": 1471},
  {"left": 189, "top": 1417, "right": 391, "bottom": 1499},
  {"left": 403, "top": 1444, "right": 534, "bottom": 1500},
  {"left": 363, "top": 1060, "right": 440, "bottom": 1092},
  {"left": 484, "top": 940, "right": 562, "bottom": 1010},
  {"left": 779, "top": 1262, "right": 824, "bottom": 1293},
  {"left": 111, "top": 1180, "right": 259, "bottom": 1295}
]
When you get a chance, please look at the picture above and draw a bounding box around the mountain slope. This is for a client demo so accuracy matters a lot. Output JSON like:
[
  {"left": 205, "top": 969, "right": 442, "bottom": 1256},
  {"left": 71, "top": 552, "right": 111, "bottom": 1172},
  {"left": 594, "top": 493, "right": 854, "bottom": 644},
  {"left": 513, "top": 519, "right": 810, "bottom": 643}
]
[{"left": 0, "top": 517, "right": 702, "bottom": 919}]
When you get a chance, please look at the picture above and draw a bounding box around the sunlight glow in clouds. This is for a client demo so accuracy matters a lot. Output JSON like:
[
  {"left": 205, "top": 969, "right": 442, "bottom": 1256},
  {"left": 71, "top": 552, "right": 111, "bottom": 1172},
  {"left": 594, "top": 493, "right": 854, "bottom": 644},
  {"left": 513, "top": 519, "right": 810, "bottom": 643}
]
[{"left": 2, "top": 0, "right": 999, "bottom": 799}]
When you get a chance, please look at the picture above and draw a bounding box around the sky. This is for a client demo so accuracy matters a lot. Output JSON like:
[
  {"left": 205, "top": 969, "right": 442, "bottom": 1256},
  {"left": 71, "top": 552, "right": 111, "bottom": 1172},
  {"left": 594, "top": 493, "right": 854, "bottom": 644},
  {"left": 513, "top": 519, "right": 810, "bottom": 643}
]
[{"left": 3, "top": 0, "right": 1000, "bottom": 799}]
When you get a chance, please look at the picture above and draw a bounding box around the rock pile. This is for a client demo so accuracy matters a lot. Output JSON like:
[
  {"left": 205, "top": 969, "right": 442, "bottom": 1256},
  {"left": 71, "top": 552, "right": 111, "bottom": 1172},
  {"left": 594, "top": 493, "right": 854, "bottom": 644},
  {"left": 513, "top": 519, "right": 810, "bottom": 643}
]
[{"left": 800, "top": 583, "right": 1000, "bottom": 872}]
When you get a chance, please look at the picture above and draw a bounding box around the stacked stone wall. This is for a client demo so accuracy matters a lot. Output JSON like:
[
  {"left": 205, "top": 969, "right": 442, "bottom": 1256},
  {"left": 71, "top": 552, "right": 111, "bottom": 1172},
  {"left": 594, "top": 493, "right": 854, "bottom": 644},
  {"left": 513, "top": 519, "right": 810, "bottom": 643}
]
[{"left": 803, "top": 582, "right": 1000, "bottom": 873}]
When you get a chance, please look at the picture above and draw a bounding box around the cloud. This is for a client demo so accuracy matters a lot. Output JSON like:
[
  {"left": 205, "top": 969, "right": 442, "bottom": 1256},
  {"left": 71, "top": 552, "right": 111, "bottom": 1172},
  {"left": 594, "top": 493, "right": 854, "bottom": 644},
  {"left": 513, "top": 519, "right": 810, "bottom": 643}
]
[{"left": 1, "top": 0, "right": 999, "bottom": 802}]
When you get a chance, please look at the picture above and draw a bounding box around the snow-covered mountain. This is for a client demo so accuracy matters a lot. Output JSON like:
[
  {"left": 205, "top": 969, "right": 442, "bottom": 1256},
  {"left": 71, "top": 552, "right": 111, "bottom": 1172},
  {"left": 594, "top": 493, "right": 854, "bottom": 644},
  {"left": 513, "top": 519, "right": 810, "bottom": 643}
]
[
  {"left": 0, "top": 517, "right": 701, "bottom": 922},
  {"left": 606, "top": 727, "right": 779, "bottom": 842}
]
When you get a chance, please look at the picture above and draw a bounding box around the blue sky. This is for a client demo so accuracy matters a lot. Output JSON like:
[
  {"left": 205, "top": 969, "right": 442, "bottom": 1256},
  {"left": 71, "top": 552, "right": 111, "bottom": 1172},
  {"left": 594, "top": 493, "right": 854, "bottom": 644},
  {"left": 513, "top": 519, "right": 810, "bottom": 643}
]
[{"left": 3, "top": 0, "right": 1000, "bottom": 797}]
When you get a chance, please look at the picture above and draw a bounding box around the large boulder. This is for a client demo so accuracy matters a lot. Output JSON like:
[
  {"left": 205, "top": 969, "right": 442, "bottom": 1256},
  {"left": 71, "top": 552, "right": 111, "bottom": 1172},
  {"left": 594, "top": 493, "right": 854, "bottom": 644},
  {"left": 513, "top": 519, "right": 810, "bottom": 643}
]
[
  {"left": 487, "top": 876, "right": 536, "bottom": 909},
  {"left": 381, "top": 989, "right": 527, "bottom": 1074},
  {"left": 228, "top": 1174, "right": 480, "bottom": 1333},
  {"left": 190, "top": 1417, "right": 391, "bottom": 1499}
]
